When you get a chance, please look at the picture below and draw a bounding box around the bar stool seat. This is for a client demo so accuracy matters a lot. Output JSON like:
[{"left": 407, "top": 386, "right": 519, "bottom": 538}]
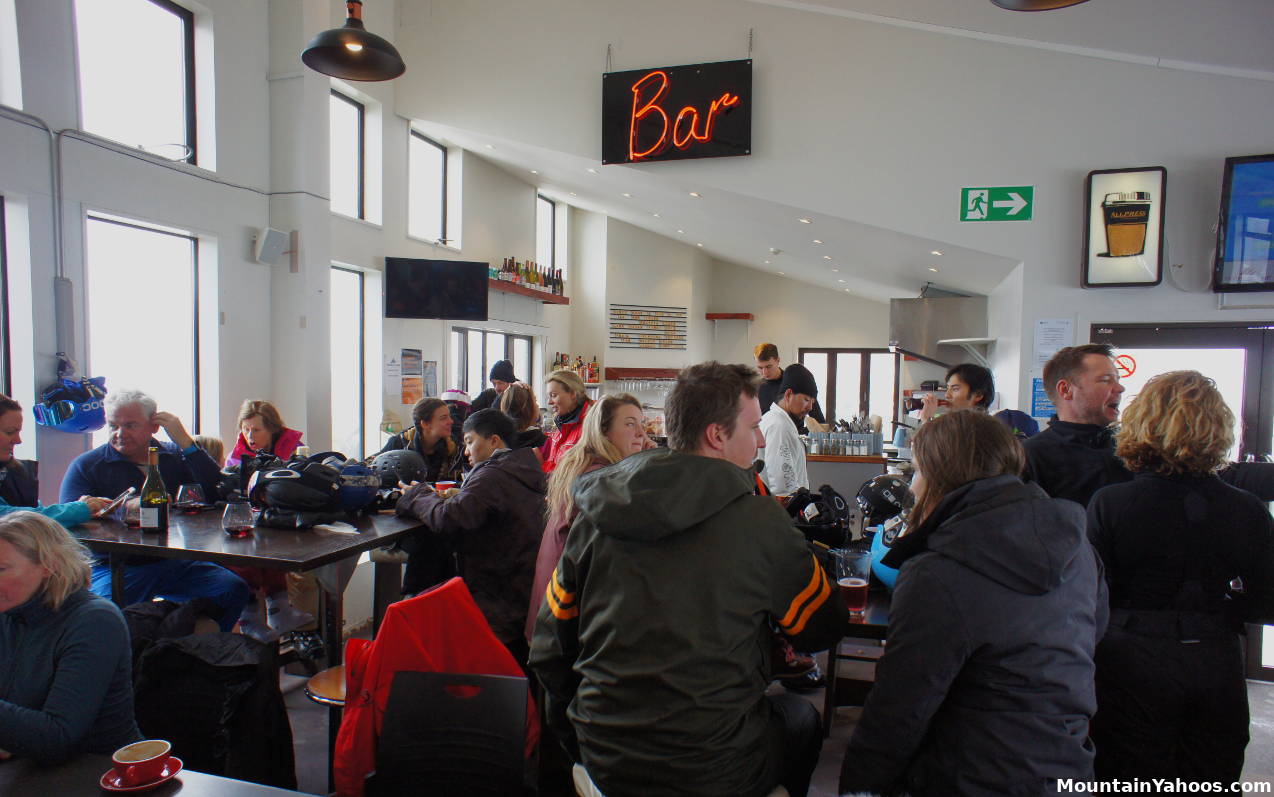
[
  {"left": 305, "top": 664, "right": 346, "bottom": 707},
  {"left": 571, "top": 764, "right": 788, "bottom": 797}
]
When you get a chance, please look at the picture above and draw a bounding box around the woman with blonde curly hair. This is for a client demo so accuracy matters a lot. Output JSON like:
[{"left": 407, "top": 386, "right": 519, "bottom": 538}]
[
  {"left": 1088, "top": 370, "right": 1274, "bottom": 782},
  {"left": 0, "top": 512, "right": 142, "bottom": 762},
  {"left": 525, "top": 393, "right": 646, "bottom": 642}
]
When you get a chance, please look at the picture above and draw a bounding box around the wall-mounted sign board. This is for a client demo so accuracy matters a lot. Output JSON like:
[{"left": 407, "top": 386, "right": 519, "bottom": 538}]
[
  {"left": 609, "top": 304, "right": 688, "bottom": 350},
  {"left": 960, "top": 186, "right": 1034, "bottom": 221},
  {"left": 602, "top": 59, "right": 752, "bottom": 165}
]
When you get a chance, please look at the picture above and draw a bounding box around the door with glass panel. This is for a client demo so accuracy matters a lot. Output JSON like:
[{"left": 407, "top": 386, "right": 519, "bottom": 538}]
[{"left": 1092, "top": 323, "right": 1274, "bottom": 680}]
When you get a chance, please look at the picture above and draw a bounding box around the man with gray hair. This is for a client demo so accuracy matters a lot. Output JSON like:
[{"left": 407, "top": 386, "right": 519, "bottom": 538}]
[{"left": 60, "top": 389, "right": 248, "bottom": 631}]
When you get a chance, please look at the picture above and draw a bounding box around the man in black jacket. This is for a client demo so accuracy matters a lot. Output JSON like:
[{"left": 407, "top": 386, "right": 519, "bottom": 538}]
[
  {"left": 1024, "top": 344, "right": 1274, "bottom": 506},
  {"left": 530, "top": 362, "right": 845, "bottom": 797},
  {"left": 469, "top": 359, "right": 517, "bottom": 413},
  {"left": 396, "top": 409, "right": 544, "bottom": 662}
]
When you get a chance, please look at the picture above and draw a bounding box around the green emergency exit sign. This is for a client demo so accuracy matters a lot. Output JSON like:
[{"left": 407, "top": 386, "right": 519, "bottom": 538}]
[{"left": 960, "top": 186, "right": 1034, "bottom": 221}]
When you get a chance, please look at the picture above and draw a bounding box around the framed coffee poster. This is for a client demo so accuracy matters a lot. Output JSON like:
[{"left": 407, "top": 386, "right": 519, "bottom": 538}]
[{"left": 1082, "top": 166, "right": 1166, "bottom": 288}]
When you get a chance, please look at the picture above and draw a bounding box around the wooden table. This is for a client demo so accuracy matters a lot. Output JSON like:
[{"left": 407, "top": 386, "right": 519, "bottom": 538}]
[
  {"left": 0, "top": 753, "right": 312, "bottom": 796},
  {"left": 823, "top": 589, "right": 890, "bottom": 737}
]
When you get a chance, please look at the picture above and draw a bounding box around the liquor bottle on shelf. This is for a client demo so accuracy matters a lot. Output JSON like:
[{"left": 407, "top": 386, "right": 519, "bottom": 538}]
[
  {"left": 139, "top": 446, "right": 169, "bottom": 532},
  {"left": 588, "top": 357, "right": 599, "bottom": 383}
]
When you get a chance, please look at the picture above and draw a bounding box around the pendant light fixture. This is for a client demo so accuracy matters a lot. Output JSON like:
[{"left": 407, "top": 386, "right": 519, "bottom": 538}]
[
  {"left": 991, "top": 0, "right": 1090, "bottom": 9},
  {"left": 301, "top": 0, "right": 405, "bottom": 82}
]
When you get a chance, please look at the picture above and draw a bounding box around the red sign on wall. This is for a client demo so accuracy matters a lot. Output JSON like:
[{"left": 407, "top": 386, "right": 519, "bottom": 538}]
[{"left": 601, "top": 59, "right": 752, "bottom": 166}]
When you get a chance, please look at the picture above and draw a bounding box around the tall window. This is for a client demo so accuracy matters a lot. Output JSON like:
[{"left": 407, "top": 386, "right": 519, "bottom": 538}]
[
  {"left": 448, "top": 328, "right": 533, "bottom": 397},
  {"left": 75, "top": 0, "right": 196, "bottom": 163},
  {"left": 329, "top": 90, "right": 365, "bottom": 219},
  {"left": 330, "top": 267, "right": 366, "bottom": 458},
  {"left": 86, "top": 214, "right": 198, "bottom": 446},
  {"left": 408, "top": 131, "right": 447, "bottom": 243},
  {"left": 799, "top": 348, "right": 899, "bottom": 424},
  {"left": 536, "top": 195, "right": 555, "bottom": 268},
  {"left": 0, "top": 195, "right": 9, "bottom": 396}
]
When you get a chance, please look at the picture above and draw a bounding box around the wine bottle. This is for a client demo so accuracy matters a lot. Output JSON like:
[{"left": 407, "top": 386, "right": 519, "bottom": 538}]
[{"left": 139, "top": 446, "right": 169, "bottom": 532}]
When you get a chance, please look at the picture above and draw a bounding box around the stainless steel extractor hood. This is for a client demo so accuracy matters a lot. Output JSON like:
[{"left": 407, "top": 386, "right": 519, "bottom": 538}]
[{"left": 889, "top": 296, "right": 989, "bottom": 365}]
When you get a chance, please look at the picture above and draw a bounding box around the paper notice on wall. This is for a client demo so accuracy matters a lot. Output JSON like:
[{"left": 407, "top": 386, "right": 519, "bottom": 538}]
[
  {"left": 423, "top": 361, "right": 437, "bottom": 398},
  {"left": 1031, "top": 377, "right": 1057, "bottom": 419},
  {"left": 1033, "top": 318, "right": 1074, "bottom": 370},
  {"left": 401, "top": 376, "right": 424, "bottom": 405},
  {"left": 401, "top": 348, "right": 423, "bottom": 376},
  {"left": 384, "top": 356, "right": 401, "bottom": 394}
]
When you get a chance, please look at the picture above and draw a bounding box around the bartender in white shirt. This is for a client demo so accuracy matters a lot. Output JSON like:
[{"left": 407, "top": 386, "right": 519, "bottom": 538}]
[{"left": 758, "top": 363, "right": 818, "bottom": 496}]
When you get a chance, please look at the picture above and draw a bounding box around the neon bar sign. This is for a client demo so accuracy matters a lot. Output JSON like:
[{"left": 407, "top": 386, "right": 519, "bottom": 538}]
[{"left": 602, "top": 59, "right": 752, "bottom": 166}]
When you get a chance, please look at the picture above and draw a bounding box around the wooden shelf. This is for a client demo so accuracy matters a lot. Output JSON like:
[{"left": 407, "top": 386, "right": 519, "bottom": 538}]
[
  {"left": 488, "top": 278, "right": 569, "bottom": 305},
  {"left": 705, "top": 312, "right": 754, "bottom": 321},
  {"left": 604, "top": 367, "right": 680, "bottom": 380},
  {"left": 807, "top": 454, "right": 888, "bottom": 464}
]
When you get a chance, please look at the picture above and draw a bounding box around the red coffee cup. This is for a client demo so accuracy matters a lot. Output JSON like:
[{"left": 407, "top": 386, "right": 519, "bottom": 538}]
[
  {"left": 434, "top": 481, "right": 458, "bottom": 492},
  {"left": 111, "top": 739, "right": 172, "bottom": 786}
]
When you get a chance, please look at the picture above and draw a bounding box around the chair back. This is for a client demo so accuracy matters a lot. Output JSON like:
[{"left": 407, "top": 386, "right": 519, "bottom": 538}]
[{"left": 365, "top": 671, "right": 528, "bottom": 796}]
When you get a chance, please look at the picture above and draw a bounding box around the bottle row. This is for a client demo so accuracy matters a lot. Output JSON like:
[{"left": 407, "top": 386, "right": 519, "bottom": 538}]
[
  {"left": 490, "top": 257, "right": 565, "bottom": 295},
  {"left": 553, "top": 352, "right": 600, "bottom": 383}
]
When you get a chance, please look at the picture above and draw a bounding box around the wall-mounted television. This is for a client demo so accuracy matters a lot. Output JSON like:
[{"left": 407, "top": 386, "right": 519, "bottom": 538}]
[
  {"left": 384, "top": 258, "right": 489, "bottom": 320},
  {"left": 1214, "top": 153, "right": 1274, "bottom": 293}
]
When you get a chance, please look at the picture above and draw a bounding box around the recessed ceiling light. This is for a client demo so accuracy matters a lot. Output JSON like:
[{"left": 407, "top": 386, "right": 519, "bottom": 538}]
[
  {"left": 530, "top": 170, "right": 538, "bottom": 175},
  {"left": 765, "top": 260, "right": 772, "bottom": 265},
  {"left": 697, "top": 242, "right": 704, "bottom": 247},
  {"left": 587, "top": 168, "right": 598, "bottom": 174},
  {"left": 838, "top": 279, "right": 846, "bottom": 283},
  {"left": 813, "top": 239, "right": 823, "bottom": 244},
  {"left": 929, "top": 267, "right": 940, "bottom": 272},
  {"left": 931, "top": 250, "right": 943, "bottom": 256},
  {"left": 484, "top": 144, "right": 495, "bottom": 150},
  {"left": 689, "top": 191, "right": 702, "bottom": 198},
  {"left": 677, "top": 229, "right": 685, "bottom": 234},
  {"left": 831, "top": 268, "right": 839, "bottom": 272},
  {"left": 569, "top": 192, "right": 577, "bottom": 196},
  {"left": 652, "top": 212, "right": 661, "bottom": 218},
  {"left": 823, "top": 255, "right": 832, "bottom": 261},
  {"left": 621, "top": 192, "right": 632, "bottom": 198},
  {"left": 844, "top": 288, "right": 851, "bottom": 293},
  {"left": 778, "top": 271, "right": 785, "bottom": 275},
  {"left": 798, "top": 218, "right": 812, "bottom": 224}
]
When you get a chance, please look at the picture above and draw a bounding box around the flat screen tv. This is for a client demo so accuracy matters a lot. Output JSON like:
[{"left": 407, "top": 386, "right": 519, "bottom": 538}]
[
  {"left": 1214, "top": 153, "right": 1274, "bottom": 293},
  {"left": 384, "top": 258, "right": 489, "bottom": 320}
]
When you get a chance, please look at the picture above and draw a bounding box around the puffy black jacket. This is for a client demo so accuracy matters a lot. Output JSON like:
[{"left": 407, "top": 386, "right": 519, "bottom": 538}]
[
  {"left": 396, "top": 447, "right": 546, "bottom": 647},
  {"left": 840, "top": 475, "right": 1107, "bottom": 797},
  {"left": 530, "top": 448, "right": 844, "bottom": 797}
]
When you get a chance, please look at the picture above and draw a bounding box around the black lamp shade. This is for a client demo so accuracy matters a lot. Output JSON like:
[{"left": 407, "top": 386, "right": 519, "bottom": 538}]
[
  {"left": 991, "top": 0, "right": 1090, "bottom": 9},
  {"left": 301, "top": 7, "right": 405, "bottom": 82}
]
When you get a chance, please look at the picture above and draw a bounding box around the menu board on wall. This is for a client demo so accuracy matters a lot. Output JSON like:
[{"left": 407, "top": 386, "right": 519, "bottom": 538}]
[{"left": 609, "top": 304, "right": 688, "bottom": 350}]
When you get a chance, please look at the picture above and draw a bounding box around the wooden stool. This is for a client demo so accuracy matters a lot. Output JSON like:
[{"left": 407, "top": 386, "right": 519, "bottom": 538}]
[
  {"left": 304, "top": 664, "right": 346, "bottom": 707},
  {"left": 571, "top": 764, "right": 788, "bottom": 797}
]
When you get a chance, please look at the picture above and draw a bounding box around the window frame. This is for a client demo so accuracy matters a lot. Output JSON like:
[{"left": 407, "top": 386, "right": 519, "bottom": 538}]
[
  {"left": 450, "top": 326, "right": 534, "bottom": 396},
  {"left": 331, "top": 265, "right": 367, "bottom": 458},
  {"left": 85, "top": 212, "right": 201, "bottom": 429},
  {"left": 409, "top": 130, "right": 448, "bottom": 243},
  {"left": 330, "top": 89, "right": 366, "bottom": 220},
  {"left": 0, "top": 195, "right": 9, "bottom": 396},
  {"left": 537, "top": 194, "right": 556, "bottom": 268}
]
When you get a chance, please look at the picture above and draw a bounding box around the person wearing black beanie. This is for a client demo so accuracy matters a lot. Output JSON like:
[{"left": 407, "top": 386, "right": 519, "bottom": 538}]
[
  {"left": 470, "top": 359, "right": 518, "bottom": 413},
  {"left": 758, "top": 363, "right": 818, "bottom": 496}
]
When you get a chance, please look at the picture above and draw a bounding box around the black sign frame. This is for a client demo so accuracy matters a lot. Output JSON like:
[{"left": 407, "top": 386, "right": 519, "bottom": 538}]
[{"left": 602, "top": 59, "right": 752, "bottom": 166}]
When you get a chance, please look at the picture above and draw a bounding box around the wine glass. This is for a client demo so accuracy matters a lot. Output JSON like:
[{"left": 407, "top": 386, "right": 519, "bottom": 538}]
[
  {"left": 222, "top": 500, "right": 254, "bottom": 538},
  {"left": 174, "top": 484, "right": 207, "bottom": 514}
]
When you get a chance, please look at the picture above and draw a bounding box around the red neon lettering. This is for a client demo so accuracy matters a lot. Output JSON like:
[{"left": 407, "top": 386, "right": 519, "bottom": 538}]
[
  {"left": 629, "top": 71, "right": 671, "bottom": 162},
  {"left": 628, "top": 71, "right": 742, "bottom": 161}
]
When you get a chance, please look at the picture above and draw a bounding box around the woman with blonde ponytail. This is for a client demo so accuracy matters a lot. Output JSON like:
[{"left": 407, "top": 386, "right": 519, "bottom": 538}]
[{"left": 525, "top": 393, "right": 647, "bottom": 641}]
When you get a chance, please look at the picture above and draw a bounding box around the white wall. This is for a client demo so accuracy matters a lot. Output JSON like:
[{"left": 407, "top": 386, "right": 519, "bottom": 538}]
[{"left": 707, "top": 259, "right": 891, "bottom": 366}]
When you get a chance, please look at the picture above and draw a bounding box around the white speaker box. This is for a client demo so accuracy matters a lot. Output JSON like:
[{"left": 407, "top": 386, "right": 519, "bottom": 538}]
[{"left": 253, "top": 227, "right": 289, "bottom": 265}]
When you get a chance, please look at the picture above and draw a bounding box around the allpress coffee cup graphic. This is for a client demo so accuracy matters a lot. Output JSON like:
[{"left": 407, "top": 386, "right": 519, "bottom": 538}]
[{"left": 1101, "top": 191, "right": 1152, "bottom": 257}]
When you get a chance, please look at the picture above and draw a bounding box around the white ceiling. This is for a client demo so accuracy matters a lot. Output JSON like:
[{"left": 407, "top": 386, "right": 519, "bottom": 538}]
[{"left": 397, "top": 0, "right": 1273, "bottom": 304}]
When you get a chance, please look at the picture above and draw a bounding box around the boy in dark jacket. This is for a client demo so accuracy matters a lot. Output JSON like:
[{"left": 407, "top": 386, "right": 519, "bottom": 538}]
[
  {"left": 396, "top": 409, "right": 545, "bottom": 662},
  {"left": 530, "top": 362, "right": 845, "bottom": 797}
]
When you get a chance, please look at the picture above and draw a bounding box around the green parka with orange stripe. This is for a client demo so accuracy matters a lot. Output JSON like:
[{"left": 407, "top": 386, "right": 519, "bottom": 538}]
[{"left": 529, "top": 447, "right": 845, "bottom": 797}]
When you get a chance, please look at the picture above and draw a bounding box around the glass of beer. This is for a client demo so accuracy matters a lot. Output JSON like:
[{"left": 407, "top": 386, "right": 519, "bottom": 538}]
[{"left": 834, "top": 548, "right": 872, "bottom": 614}]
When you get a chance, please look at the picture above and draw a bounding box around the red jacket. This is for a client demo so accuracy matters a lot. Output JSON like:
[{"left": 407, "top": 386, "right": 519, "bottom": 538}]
[
  {"left": 539, "top": 400, "right": 592, "bottom": 474},
  {"left": 226, "top": 427, "right": 304, "bottom": 466},
  {"left": 333, "top": 578, "right": 538, "bottom": 797}
]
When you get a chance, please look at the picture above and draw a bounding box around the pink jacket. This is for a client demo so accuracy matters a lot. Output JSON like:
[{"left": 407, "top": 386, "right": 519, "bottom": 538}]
[
  {"left": 539, "top": 400, "right": 592, "bottom": 474},
  {"left": 525, "top": 458, "right": 606, "bottom": 642},
  {"left": 226, "top": 427, "right": 304, "bottom": 466}
]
